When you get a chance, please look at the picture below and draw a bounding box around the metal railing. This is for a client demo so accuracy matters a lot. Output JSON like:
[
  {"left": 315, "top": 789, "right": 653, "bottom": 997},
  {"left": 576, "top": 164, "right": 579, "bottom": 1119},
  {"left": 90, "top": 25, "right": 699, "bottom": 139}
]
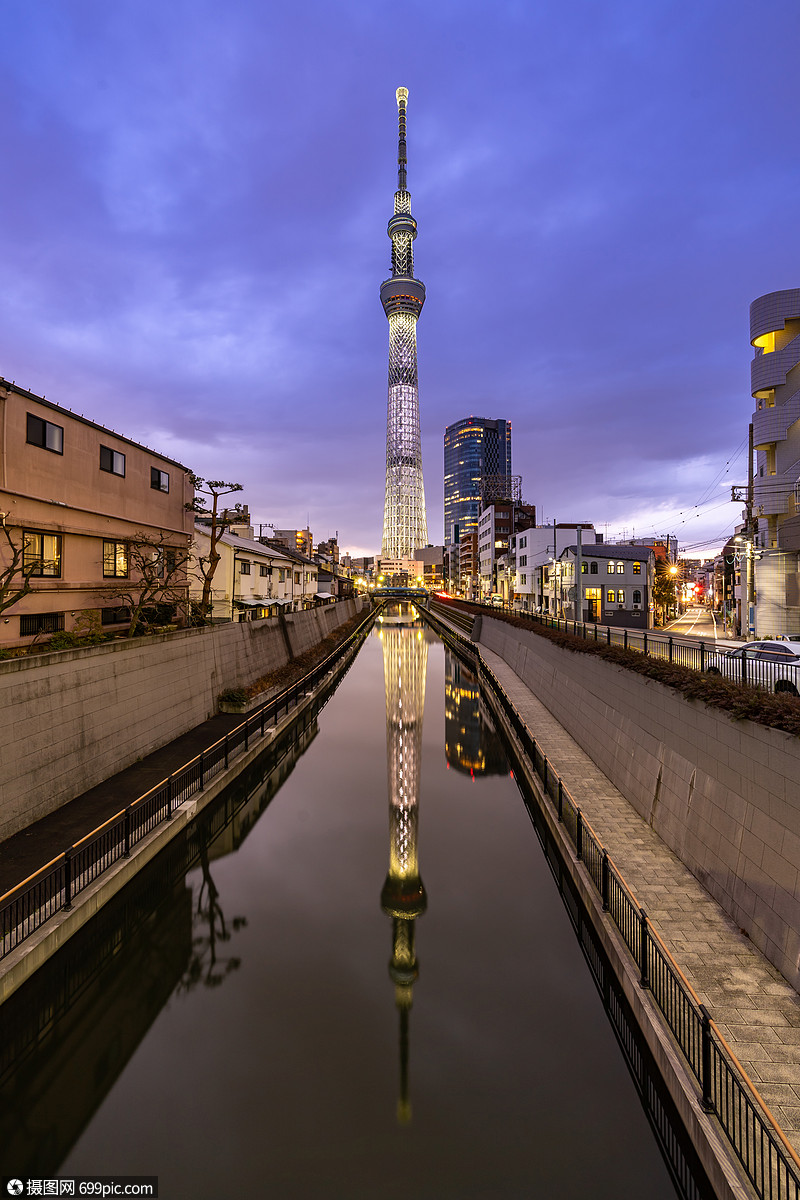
[
  {"left": 444, "top": 598, "right": 800, "bottom": 696},
  {"left": 0, "top": 605, "right": 377, "bottom": 964},
  {"left": 422, "top": 605, "right": 800, "bottom": 1200}
]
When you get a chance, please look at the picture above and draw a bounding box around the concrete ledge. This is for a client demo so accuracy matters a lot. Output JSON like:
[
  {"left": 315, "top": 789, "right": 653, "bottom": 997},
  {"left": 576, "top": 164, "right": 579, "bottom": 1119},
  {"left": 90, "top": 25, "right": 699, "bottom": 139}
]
[
  {"left": 477, "top": 614, "right": 800, "bottom": 992},
  {"left": 0, "top": 598, "right": 364, "bottom": 842}
]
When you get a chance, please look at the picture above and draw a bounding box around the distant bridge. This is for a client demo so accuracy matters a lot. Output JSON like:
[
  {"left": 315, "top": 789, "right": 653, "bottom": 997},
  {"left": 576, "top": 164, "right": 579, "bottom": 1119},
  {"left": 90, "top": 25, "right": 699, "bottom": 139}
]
[{"left": 372, "top": 587, "right": 428, "bottom": 603}]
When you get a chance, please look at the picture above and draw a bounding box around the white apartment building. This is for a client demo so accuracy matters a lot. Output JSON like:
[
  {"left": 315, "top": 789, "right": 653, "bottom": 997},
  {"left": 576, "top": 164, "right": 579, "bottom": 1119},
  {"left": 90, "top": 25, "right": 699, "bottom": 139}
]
[
  {"left": 512, "top": 525, "right": 597, "bottom": 613},
  {"left": 749, "top": 289, "right": 800, "bottom": 636}
]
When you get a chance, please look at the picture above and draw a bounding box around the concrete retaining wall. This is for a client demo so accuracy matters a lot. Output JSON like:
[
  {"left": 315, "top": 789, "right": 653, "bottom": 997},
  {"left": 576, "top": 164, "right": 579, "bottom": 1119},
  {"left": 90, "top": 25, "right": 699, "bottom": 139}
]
[
  {"left": 0, "top": 598, "right": 364, "bottom": 841},
  {"left": 478, "top": 616, "right": 800, "bottom": 991}
]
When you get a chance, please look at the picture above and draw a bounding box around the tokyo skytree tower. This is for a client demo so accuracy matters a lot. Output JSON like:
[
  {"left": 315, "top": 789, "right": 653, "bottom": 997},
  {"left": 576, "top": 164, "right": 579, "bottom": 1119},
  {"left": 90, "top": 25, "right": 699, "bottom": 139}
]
[{"left": 380, "top": 87, "right": 428, "bottom": 560}]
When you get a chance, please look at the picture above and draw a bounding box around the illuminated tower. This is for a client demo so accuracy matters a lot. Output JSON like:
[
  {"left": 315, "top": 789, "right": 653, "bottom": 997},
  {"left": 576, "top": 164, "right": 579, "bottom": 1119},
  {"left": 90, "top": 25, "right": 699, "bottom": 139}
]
[
  {"left": 381, "top": 87, "right": 428, "bottom": 560},
  {"left": 378, "top": 606, "right": 428, "bottom": 1121}
]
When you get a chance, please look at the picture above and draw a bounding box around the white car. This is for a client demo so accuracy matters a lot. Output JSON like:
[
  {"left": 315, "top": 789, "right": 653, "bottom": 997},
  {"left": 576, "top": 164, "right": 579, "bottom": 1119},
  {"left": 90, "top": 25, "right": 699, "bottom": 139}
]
[{"left": 706, "top": 641, "right": 800, "bottom": 695}]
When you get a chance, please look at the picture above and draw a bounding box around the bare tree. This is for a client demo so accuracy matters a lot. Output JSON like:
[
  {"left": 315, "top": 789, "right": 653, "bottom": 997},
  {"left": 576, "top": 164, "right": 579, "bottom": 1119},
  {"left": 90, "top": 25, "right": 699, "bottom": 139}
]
[
  {"left": 0, "top": 522, "right": 40, "bottom": 617},
  {"left": 186, "top": 476, "right": 244, "bottom": 621},
  {"left": 177, "top": 846, "right": 246, "bottom": 992},
  {"left": 108, "top": 531, "right": 191, "bottom": 637}
]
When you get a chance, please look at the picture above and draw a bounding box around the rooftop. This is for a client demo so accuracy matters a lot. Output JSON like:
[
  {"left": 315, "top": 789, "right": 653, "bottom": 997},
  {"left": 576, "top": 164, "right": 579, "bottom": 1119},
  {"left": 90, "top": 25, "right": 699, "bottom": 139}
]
[{"left": 2, "top": 377, "right": 190, "bottom": 471}]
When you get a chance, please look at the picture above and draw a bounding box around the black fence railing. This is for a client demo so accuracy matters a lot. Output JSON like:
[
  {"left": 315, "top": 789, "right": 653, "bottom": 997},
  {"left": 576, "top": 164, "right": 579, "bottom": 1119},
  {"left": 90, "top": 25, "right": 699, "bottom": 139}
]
[
  {"left": 422, "top": 604, "right": 800, "bottom": 1200},
  {"left": 441, "top": 598, "right": 800, "bottom": 697},
  {"left": 0, "top": 604, "right": 377, "bottom": 964}
]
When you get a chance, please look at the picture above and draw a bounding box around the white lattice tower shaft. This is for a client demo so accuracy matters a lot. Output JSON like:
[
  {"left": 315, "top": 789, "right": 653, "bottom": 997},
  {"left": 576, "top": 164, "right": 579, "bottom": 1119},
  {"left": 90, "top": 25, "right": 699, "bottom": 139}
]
[{"left": 380, "top": 88, "right": 428, "bottom": 560}]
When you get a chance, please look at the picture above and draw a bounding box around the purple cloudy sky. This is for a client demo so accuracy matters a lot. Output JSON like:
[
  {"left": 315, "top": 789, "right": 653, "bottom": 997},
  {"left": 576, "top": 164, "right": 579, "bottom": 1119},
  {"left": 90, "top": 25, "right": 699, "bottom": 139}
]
[{"left": 2, "top": 0, "right": 798, "bottom": 558}]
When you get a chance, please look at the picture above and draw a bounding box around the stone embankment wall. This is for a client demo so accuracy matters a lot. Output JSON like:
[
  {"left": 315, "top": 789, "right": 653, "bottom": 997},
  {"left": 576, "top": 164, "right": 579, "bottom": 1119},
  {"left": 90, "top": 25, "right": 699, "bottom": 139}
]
[
  {"left": 0, "top": 598, "right": 364, "bottom": 842},
  {"left": 478, "top": 616, "right": 800, "bottom": 991}
]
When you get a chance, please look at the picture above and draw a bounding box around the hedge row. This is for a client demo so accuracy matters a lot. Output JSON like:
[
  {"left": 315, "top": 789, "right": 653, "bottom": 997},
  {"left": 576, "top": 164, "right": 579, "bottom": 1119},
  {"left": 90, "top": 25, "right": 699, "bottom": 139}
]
[{"left": 442, "top": 600, "right": 800, "bottom": 738}]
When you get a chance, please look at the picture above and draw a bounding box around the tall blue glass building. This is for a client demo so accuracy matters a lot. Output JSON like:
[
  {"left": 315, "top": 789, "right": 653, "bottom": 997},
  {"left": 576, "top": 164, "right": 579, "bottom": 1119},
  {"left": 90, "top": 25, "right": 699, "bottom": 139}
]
[{"left": 443, "top": 417, "right": 512, "bottom": 544}]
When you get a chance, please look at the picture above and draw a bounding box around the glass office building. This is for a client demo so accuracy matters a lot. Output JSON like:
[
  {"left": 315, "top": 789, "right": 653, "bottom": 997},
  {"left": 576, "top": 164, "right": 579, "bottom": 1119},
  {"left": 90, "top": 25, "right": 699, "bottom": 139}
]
[{"left": 443, "top": 417, "right": 512, "bottom": 544}]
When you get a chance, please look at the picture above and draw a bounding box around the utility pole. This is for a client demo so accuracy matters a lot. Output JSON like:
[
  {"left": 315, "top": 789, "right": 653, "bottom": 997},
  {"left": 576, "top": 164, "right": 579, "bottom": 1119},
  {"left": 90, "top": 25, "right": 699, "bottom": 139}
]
[
  {"left": 575, "top": 526, "right": 583, "bottom": 622},
  {"left": 746, "top": 421, "right": 756, "bottom": 640}
]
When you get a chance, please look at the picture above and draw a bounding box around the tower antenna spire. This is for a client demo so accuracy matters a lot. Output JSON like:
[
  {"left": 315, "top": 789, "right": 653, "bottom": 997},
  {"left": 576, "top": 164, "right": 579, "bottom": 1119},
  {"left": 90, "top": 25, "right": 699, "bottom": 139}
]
[{"left": 396, "top": 86, "right": 408, "bottom": 193}]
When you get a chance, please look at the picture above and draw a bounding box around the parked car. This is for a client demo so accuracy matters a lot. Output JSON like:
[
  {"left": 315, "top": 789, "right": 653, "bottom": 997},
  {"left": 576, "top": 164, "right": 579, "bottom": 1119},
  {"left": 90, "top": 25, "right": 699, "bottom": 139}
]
[
  {"left": 706, "top": 641, "right": 800, "bottom": 695},
  {"left": 779, "top": 634, "right": 800, "bottom": 643}
]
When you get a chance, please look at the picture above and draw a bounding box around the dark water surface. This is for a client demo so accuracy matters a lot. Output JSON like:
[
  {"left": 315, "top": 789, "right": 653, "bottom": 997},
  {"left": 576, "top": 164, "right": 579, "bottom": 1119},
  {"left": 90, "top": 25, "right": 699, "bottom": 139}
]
[{"left": 2, "top": 610, "right": 685, "bottom": 1199}]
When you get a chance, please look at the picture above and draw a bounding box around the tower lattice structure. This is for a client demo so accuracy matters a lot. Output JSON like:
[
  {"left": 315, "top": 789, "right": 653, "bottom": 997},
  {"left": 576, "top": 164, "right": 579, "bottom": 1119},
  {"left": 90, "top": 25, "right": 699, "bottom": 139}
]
[
  {"left": 381, "top": 87, "right": 428, "bottom": 560},
  {"left": 378, "top": 607, "right": 428, "bottom": 1122}
]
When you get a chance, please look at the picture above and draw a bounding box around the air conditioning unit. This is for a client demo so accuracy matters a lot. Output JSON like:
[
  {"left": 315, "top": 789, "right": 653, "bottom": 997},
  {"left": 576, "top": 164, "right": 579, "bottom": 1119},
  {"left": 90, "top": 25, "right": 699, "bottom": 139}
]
[{"left": 633, "top": 603, "right": 641, "bottom": 610}]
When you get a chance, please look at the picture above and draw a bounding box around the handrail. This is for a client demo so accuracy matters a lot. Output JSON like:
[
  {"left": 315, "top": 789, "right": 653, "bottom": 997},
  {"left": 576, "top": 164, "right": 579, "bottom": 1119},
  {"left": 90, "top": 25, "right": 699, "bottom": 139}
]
[
  {"left": 0, "top": 603, "right": 377, "bottom": 940},
  {"left": 710, "top": 1014, "right": 800, "bottom": 1175},
  {"left": 422, "top": 599, "right": 800, "bottom": 1200}
]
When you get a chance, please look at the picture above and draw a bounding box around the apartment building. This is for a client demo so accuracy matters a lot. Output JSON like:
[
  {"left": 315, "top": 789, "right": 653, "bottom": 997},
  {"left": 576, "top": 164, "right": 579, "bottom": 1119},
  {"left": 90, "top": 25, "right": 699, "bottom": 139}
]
[
  {"left": 0, "top": 380, "right": 193, "bottom": 648},
  {"left": 512, "top": 524, "right": 597, "bottom": 612},
  {"left": 477, "top": 501, "right": 536, "bottom": 599},
  {"left": 749, "top": 289, "right": 800, "bottom": 636}
]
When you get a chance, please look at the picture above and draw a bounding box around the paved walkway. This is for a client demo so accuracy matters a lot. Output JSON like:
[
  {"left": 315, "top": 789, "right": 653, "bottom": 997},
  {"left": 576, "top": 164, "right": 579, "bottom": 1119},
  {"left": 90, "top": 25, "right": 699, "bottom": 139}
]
[
  {"left": 477, "top": 640, "right": 800, "bottom": 1152},
  {"left": 0, "top": 710, "right": 246, "bottom": 898}
]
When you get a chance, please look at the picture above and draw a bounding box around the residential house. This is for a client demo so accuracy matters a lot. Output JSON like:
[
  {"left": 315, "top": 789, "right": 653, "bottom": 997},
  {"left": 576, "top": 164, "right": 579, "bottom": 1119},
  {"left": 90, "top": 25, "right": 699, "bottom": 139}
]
[
  {"left": 545, "top": 543, "right": 654, "bottom": 628},
  {"left": 191, "top": 525, "right": 296, "bottom": 621},
  {"left": 0, "top": 379, "right": 193, "bottom": 648}
]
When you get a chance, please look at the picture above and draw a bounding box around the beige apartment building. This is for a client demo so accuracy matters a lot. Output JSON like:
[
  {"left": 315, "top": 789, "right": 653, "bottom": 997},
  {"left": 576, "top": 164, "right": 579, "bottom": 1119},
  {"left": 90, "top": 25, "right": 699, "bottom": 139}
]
[{"left": 0, "top": 379, "right": 193, "bottom": 648}]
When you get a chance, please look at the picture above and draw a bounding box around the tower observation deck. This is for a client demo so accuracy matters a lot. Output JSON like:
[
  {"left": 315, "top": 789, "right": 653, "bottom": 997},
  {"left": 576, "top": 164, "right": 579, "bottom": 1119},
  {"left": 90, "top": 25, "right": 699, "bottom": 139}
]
[{"left": 381, "top": 87, "right": 429, "bottom": 560}]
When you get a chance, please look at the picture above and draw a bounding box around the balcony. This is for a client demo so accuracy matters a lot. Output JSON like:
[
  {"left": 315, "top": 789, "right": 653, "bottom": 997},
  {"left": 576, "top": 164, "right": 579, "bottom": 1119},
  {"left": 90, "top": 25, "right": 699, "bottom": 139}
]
[
  {"left": 752, "top": 392, "right": 800, "bottom": 449},
  {"left": 751, "top": 332, "right": 800, "bottom": 397}
]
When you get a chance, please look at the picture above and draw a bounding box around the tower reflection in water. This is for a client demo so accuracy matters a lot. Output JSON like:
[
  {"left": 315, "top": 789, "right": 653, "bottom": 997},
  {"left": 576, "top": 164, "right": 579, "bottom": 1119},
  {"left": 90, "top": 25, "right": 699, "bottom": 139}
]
[{"left": 377, "top": 603, "right": 429, "bottom": 1124}]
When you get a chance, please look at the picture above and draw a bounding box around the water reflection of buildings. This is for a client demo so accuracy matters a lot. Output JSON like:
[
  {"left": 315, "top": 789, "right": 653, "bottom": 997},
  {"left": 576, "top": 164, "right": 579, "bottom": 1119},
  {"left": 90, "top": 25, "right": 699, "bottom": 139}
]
[
  {"left": 0, "top": 713, "right": 320, "bottom": 1175},
  {"left": 377, "top": 604, "right": 428, "bottom": 1123},
  {"left": 444, "top": 649, "right": 508, "bottom": 777}
]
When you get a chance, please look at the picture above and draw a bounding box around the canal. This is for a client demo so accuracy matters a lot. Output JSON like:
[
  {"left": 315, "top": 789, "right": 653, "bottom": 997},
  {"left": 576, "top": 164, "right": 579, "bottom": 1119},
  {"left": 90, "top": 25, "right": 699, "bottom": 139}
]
[{"left": 1, "top": 605, "right": 710, "bottom": 1198}]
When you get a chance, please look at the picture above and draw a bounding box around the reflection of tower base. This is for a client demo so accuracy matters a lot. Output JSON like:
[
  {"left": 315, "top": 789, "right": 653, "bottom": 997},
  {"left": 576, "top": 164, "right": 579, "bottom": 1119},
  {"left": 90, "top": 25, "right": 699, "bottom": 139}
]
[{"left": 381, "top": 873, "right": 427, "bottom": 920}]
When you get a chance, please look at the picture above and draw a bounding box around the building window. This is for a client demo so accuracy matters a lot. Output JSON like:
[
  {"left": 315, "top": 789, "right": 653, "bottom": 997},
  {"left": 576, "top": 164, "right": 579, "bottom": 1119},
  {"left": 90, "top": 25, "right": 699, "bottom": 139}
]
[
  {"left": 633, "top": 590, "right": 642, "bottom": 605},
  {"left": 103, "top": 540, "right": 128, "bottom": 577},
  {"left": 26, "top": 413, "right": 64, "bottom": 454},
  {"left": 278, "top": 569, "right": 286, "bottom": 583},
  {"left": 100, "top": 446, "right": 126, "bottom": 476},
  {"left": 23, "top": 531, "right": 62, "bottom": 577},
  {"left": 607, "top": 590, "right": 616, "bottom": 603},
  {"left": 520, "top": 574, "right": 526, "bottom": 585},
  {"left": 240, "top": 560, "right": 251, "bottom": 575},
  {"left": 20, "top": 611, "right": 65, "bottom": 636},
  {"left": 607, "top": 562, "right": 616, "bottom": 574},
  {"left": 152, "top": 547, "right": 177, "bottom": 579},
  {"left": 617, "top": 563, "right": 625, "bottom": 574},
  {"left": 581, "top": 562, "right": 588, "bottom": 574},
  {"left": 519, "top": 536, "right": 526, "bottom": 548},
  {"left": 632, "top": 562, "right": 642, "bottom": 575},
  {"left": 101, "top": 606, "right": 131, "bottom": 625},
  {"left": 519, "top": 555, "right": 527, "bottom": 567},
  {"left": 590, "top": 562, "right": 598, "bottom": 574},
  {"left": 260, "top": 564, "right": 270, "bottom": 577},
  {"left": 617, "top": 590, "right": 625, "bottom": 604},
  {"left": 151, "top": 467, "right": 170, "bottom": 492},
  {"left": 295, "top": 572, "right": 301, "bottom": 585}
]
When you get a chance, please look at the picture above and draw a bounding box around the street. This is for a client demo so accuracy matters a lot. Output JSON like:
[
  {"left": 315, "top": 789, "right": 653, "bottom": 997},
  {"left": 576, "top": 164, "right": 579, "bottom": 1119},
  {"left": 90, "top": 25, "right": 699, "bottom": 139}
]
[{"left": 661, "top": 605, "right": 738, "bottom": 644}]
